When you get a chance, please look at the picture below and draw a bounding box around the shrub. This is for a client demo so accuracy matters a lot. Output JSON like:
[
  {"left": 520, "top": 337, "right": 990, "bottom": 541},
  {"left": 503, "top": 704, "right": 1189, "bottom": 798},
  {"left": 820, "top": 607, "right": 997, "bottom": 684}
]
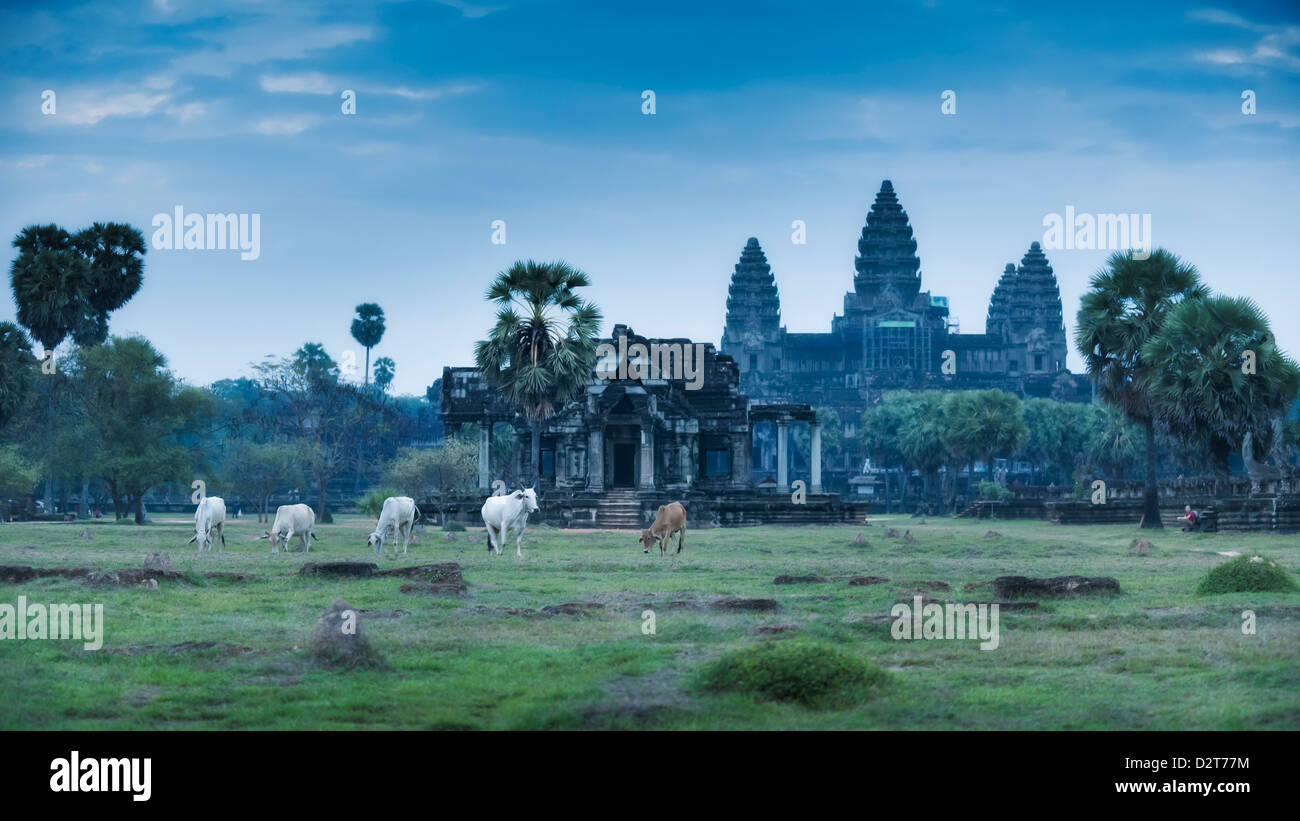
[
  {"left": 357, "top": 488, "right": 402, "bottom": 517},
  {"left": 978, "top": 481, "right": 1013, "bottom": 501},
  {"left": 693, "top": 641, "right": 887, "bottom": 708},
  {"left": 1196, "top": 555, "right": 1297, "bottom": 595}
]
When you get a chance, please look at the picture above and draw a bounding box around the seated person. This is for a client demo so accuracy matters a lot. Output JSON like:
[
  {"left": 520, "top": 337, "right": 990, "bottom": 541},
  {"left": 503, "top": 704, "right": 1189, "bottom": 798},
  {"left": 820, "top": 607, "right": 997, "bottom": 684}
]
[{"left": 1179, "top": 505, "right": 1199, "bottom": 531}]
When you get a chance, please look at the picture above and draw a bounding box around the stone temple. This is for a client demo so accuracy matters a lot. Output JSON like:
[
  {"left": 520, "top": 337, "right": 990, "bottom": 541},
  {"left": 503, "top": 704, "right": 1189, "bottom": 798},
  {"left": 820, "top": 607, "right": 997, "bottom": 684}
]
[
  {"left": 440, "top": 179, "right": 1090, "bottom": 524},
  {"left": 721, "top": 179, "right": 1090, "bottom": 491}
]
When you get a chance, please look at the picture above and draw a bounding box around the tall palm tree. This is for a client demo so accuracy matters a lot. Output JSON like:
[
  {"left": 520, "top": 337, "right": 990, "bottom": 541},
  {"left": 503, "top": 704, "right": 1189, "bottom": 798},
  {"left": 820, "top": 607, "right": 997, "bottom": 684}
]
[
  {"left": 350, "top": 303, "right": 386, "bottom": 385},
  {"left": 9, "top": 224, "right": 93, "bottom": 351},
  {"left": 1142, "top": 295, "right": 1300, "bottom": 483},
  {"left": 72, "top": 222, "right": 146, "bottom": 345},
  {"left": 474, "top": 260, "right": 602, "bottom": 480},
  {"left": 1075, "top": 248, "right": 1209, "bottom": 529},
  {"left": 373, "top": 357, "right": 395, "bottom": 394}
]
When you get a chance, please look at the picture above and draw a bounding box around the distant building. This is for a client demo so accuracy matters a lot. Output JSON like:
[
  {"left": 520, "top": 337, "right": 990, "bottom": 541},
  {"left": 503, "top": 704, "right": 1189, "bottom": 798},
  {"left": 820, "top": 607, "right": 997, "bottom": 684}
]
[{"left": 720, "top": 179, "right": 1090, "bottom": 491}]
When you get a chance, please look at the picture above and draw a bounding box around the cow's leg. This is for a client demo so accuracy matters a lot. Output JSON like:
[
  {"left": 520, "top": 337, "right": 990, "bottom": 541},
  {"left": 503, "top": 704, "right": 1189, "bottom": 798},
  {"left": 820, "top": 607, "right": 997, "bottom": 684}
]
[
  {"left": 401, "top": 523, "right": 410, "bottom": 555},
  {"left": 516, "top": 527, "right": 524, "bottom": 557},
  {"left": 677, "top": 527, "right": 684, "bottom": 554},
  {"left": 304, "top": 528, "right": 312, "bottom": 553},
  {"left": 218, "top": 523, "right": 226, "bottom": 552}
]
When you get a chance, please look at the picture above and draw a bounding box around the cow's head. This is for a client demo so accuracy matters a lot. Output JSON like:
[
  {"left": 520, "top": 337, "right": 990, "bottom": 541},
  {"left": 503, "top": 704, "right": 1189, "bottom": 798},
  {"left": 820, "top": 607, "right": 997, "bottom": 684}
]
[
  {"left": 366, "top": 531, "right": 383, "bottom": 552},
  {"left": 517, "top": 487, "right": 539, "bottom": 514},
  {"left": 638, "top": 529, "right": 658, "bottom": 554},
  {"left": 260, "top": 530, "right": 283, "bottom": 550},
  {"left": 190, "top": 527, "right": 210, "bottom": 551}
]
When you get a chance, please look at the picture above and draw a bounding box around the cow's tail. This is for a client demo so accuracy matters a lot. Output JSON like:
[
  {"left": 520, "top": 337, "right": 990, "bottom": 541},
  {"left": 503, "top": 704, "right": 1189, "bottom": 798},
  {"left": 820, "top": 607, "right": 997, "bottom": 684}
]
[
  {"left": 413, "top": 504, "right": 422, "bottom": 524},
  {"left": 486, "top": 523, "right": 498, "bottom": 553}
]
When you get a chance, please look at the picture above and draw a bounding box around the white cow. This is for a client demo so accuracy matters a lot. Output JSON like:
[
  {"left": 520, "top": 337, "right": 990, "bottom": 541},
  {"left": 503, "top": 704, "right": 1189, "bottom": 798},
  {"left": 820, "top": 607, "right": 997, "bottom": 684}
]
[
  {"left": 189, "top": 496, "right": 227, "bottom": 552},
  {"left": 367, "top": 496, "right": 420, "bottom": 557},
  {"left": 481, "top": 487, "right": 539, "bottom": 557},
  {"left": 260, "top": 503, "right": 316, "bottom": 554}
]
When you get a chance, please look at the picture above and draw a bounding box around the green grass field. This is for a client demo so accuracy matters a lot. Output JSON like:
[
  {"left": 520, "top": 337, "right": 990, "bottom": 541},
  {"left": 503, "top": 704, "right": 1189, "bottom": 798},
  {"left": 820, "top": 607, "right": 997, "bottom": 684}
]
[{"left": 1, "top": 514, "right": 1297, "bottom": 730}]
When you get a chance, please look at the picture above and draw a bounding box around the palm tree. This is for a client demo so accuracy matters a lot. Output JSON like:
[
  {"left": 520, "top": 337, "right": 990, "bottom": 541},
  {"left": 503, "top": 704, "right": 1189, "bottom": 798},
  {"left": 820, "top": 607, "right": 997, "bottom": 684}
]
[
  {"left": 10, "top": 222, "right": 144, "bottom": 510},
  {"left": 350, "top": 303, "right": 386, "bottom": 385},
  {"left": 1075, "top": 248, "right": 1209, "bottom": 529},
  {"left": 72, "top": 222, "right": 146, "bottom": 345},
  {"left": 1142, "top": 295, "right": 1300, "bottom": 484},
  {"left": 373, "top": 357, "right": 395, "bottom": 393},
  {"left": 474, "top": 260, "right": 602, "bottom": 480},
  {"left": 9, "top": 225, "right": 92, "bottom": 351}
]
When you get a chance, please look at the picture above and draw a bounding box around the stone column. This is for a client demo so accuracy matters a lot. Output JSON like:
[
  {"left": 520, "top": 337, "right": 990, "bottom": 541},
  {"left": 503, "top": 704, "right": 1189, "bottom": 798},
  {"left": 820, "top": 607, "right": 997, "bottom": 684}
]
[
  {"left": 587, "top": 428, "right": 604, "bottom": 492},
  {"left": 811, "top": 422, "right": 822, "bottom": 494},
  {"left": 776, "top": 420, "right": 789, "bottom": 490},
  {"left": 639, "top": 427, "right": 655, "bottom": 490},
  {"left": 478, "top": 422, "right": 491, "bottom": 492}
]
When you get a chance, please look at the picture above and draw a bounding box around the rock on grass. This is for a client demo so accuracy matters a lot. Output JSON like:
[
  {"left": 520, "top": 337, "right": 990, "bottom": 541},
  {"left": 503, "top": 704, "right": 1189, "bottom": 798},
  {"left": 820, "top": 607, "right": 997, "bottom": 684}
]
[{"left": 309, "top": 599, "right": 386, "bottom": 670}]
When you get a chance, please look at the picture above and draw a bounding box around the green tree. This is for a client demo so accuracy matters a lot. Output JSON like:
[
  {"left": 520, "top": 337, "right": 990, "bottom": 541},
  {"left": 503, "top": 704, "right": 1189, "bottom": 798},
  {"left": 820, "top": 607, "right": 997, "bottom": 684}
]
[
  {"left": 1142, "top": 295, "right": 1300, "bottom": 481},
  {"left": 66, "top": 337, "right": 215, "bottom": 523},
  {"left": 1018, "top": 398, "right": 1091, "bottom": 485},
  {"left": 373, "top": 357, "right": 395, "bottom": 393},
  {"left": 350, "top": 303, "right": 386, "bottom": 385},
  {"left": 473, "top": 260, "right": 602, "bottom": 479},
  {"left": 223, "top": 439, "right": 299, "bottom": 523},
  {"left": 1075, "top": 248, "right": 1208, "bottom": 529},
  {"left": 0, "top": 322, "right": 35, "bottom": 427},
  {"left": 0, "top": 444, "right": 39, "bottom": 498},
  {"left": 257, "top": 347, "right": 397, "bottom": 523}
]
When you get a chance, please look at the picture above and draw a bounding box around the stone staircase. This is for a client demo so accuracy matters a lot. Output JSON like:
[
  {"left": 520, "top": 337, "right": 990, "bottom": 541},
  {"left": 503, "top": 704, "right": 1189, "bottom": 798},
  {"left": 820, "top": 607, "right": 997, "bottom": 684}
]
[{"left": 597, "top": 489, "right": 644, "bottom": 529}]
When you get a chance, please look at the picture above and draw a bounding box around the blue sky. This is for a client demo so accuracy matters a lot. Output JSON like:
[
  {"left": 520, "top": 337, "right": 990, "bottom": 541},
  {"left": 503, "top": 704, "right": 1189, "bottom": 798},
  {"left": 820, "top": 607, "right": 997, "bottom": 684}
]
[{"left": 3, "top": 0, "right": 1298, "bottom": 396}]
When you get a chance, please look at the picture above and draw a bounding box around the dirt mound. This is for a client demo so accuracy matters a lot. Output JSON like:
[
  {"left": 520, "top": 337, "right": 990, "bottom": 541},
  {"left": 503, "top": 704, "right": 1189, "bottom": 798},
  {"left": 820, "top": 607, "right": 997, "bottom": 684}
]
[
  {"left": 309, "top": 599, "right": 386, "bottom": 670},
  {"left": 773, "top": 574, "right": 828, "bottom": 585},
  {"left": 848, "top": 576, "right": 890, "bottom": 586},
  {"left": 985, "top": 530, "right": 1003, "bottom": 538},
  {"left": 992, "top": 576, "right": 1121, "bottom": 599},
  {"left": 540, "top": 601, "right": 605, "bottom": 616},
  {"left": 754, "top": 623, "right": 802, "bottom": 635},
  {"left": 710, "top": 598, "right": 779, "bottom": 612},
  {"left": 905, "top": 580, "right": 950, "bottom": 592},
  {"left": 107, "top": 641, "right": 254, "bottom": 657},
  {"left": 299, "top": 562, "right": 378, "bottom": 578}
]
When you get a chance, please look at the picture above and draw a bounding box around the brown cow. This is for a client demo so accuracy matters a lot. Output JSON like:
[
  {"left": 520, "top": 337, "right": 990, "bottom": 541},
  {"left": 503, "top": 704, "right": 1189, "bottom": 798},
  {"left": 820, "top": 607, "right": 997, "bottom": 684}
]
[{"left": 638, "top": 502, "right": 686, "bottom": 556}]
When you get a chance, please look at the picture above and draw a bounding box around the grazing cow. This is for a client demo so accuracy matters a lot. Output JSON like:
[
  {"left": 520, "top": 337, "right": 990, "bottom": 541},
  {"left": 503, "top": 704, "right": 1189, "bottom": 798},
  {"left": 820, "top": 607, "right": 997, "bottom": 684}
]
[
  {"left": 481, "top": 487, "right": 539, "bottom": 557},
  {"left": 189, "top": 496, "right": 227, "bottom": 552},
  {"left": 367, "top": 496, "right": 420, "bottom": 557},
  {"left": 638, "top": 502, "right": 686, "bottom": 556},
  {"left": 259, "top": 503, "right": 316, "bottom": 554}
]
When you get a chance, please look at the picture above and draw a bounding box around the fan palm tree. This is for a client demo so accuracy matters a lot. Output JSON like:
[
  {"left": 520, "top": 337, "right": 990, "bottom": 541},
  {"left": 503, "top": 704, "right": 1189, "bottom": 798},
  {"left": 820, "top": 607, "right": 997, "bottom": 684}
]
[
  {"left": 373, "top": 357, "right": 395, "bottom": 393},
  {"left": 474, "top": 260, "right": 602, "bottom": 480},
  {"left": 1075, "top": 248, "right": 1209, "bottom": 529},
  {"left": 350, "top": 303, "right": 386, "bottom": 385},
  {"left": 72, "top": 222, "right": 146, "bottom": 345},
  {"left": 1142, "top": 295, "right": 1300, "bottom": 483},
  {"left": 9, "top": 224, "right": 93, "bottom": 351}
]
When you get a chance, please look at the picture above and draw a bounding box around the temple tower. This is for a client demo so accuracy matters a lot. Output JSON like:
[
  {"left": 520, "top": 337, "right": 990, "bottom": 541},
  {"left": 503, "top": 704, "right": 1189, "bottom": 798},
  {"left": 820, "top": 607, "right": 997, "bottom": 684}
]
[
  {"left": 852, "top": 180, "right": 922, "bottom": 311},
  {"left": 721, "top": 237, "right": 784, "bottom": 379}
]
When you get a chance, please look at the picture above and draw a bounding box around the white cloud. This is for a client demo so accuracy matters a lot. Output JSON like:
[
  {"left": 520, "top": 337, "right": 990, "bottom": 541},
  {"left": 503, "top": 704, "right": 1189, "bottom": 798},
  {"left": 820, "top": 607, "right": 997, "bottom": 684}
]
[
  {"left": 59, "top": 92, "right": 170, "bottom": 125},
  {"left": 255, "top": 114, "right": 321, "bottom": 136},
  {"left": 260, "top": 72, "right": 336, "bottom": 95}
]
